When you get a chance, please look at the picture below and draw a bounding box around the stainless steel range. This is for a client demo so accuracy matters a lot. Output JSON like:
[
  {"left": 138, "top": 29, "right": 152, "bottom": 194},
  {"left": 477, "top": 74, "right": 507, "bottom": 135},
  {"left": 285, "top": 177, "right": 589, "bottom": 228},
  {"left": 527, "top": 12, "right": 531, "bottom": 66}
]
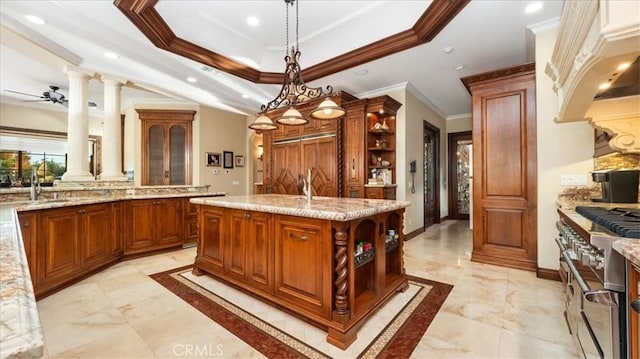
[{"left": 556, "top": 206, "right": 639, "bottom": 359}]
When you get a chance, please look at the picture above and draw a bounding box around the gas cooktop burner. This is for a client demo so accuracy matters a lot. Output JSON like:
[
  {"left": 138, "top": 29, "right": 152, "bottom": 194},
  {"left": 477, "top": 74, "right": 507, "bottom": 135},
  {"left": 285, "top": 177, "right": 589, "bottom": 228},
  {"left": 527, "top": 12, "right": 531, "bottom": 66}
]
[{"left": 575, "top": 206, "right": 640, "bottom": 238}]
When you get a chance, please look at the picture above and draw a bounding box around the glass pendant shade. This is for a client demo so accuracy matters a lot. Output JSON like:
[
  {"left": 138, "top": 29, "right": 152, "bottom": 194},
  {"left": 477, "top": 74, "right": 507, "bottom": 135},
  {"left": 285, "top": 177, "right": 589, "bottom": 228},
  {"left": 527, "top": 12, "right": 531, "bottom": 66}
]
[
  {"left": 276, "top": 107, "right": 308, "bottom": 125},
  {"left": 248, "top": 114, "right": 278, "bottom": 130},
  {"left": 310, "top": 98, "right": 345, "bottom": 120}
]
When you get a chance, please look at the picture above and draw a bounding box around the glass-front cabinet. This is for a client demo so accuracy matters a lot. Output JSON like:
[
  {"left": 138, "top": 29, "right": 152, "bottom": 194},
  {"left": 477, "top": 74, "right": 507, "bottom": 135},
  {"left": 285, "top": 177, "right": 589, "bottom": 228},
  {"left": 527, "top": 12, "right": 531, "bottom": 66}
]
[{"left": 138, "top": 110, "right": 194, "bottom": 185}]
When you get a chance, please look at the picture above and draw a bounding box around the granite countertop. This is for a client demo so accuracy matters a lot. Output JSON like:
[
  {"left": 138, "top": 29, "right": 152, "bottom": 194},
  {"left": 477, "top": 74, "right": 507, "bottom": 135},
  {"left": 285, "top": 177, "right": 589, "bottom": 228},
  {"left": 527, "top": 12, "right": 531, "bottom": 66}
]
[
  {"left": 613, "top": 239, "right": 640, "bottom": 266},
  {"left": 0, "top": 189, "right": 224, "bottom": 359},
  {"left": 363, "top": 184, "right": 398, "bottom": 188},
  {"left": 0, "top": 207, "right": 43, "bottom": 359},
  {"left": 191, "top": 194, "right": 411, "bottom": 221}
]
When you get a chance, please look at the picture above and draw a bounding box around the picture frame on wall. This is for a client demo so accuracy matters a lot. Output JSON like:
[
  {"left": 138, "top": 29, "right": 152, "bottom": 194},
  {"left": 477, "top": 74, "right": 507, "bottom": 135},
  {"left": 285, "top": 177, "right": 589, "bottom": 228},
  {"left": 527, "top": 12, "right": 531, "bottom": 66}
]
[
  {"left": 235, "top": 155, "right": 245, "bottom": 167},
  {"left": 223, "top": 151, "right": 234, "bottom": 168},
  {"left": 206, "top": 152, "right": 221, "bottom": 167}
]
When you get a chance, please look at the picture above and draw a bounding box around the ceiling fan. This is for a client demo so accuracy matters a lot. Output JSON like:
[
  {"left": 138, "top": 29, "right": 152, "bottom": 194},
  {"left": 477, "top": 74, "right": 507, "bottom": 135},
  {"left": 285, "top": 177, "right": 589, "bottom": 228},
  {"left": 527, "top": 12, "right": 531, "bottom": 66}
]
[{"left": 3, "top": 85, "right": 97, "bottom": 108}]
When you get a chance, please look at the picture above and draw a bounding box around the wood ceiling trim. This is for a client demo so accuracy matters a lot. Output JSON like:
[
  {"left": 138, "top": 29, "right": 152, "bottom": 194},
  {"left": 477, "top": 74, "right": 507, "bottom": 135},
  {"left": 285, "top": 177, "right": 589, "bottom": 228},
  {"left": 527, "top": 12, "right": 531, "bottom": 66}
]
[
  {"left": 460, "top": 62, "right": 536, "bottom": 94},
  {"left": 114, "top": 0, "right": 470, "bottom": 84}
]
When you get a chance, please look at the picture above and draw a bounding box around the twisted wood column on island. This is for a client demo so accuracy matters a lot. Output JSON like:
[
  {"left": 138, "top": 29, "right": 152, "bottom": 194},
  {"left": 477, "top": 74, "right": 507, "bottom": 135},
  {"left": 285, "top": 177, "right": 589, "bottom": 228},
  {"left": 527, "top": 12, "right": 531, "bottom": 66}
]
[{"left": 333, "top": 223, "right": 349, "bottom": 315}]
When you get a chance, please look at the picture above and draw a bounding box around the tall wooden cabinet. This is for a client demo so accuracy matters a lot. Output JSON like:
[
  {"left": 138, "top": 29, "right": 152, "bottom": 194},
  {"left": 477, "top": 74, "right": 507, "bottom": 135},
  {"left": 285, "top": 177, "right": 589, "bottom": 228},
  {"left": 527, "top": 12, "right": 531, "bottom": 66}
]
[
  {"left": 137, "top": 110, "right": 195, "bottom": 186},
  {"left": 461, "top": 63, "right": 537, "bottom": 271}
]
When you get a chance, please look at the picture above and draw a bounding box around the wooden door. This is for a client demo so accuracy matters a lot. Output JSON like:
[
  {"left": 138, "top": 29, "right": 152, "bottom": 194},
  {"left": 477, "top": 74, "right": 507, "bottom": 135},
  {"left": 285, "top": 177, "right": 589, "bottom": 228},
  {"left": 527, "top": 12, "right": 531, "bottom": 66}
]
[
  {"left": 154, "top": 198, "right": 183, "bottom": 247},
  {"left": 465, "top": 64, "right": 537, "bottom": 271},
  {"left": 274, "top": 215, "right": 331, "bottom": 317},
  {"left": 271, "top": 141, "right": 301, "bottom": 195},
  {"left": 82, "top": 203, "right": 113, "bottom": 267},
  {"left": 301, "top": 136, "right": 337, "bottom": 197},
  {"left": 448, "top": 131, "right": 472, "bottom": 220},
  {"left": 423, "top": 121, "right": 440, "bottom": 228},
  {"left": 38, "top": 207, "right": 82, "bottom": 292},
  {"left": 138, "top": 110, "right": 194, "bottom": 186}
]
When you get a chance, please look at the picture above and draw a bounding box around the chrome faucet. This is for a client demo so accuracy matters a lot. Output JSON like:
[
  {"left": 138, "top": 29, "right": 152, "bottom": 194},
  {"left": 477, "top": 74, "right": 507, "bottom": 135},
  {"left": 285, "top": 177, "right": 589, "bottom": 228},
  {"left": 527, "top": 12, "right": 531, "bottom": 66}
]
[
  {"left": 29, "top": 165, "right": 41, "bottom": 201},
  {"left": 302, "top": 168, "right": 312, "bottom": 201}
]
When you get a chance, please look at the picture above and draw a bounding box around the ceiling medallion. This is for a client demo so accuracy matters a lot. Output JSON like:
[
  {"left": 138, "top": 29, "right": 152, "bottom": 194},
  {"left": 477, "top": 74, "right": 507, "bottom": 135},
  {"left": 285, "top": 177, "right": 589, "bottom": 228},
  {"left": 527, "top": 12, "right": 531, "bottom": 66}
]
[{"left": 248, "top": 0, "right": 345, "bottom": 131}]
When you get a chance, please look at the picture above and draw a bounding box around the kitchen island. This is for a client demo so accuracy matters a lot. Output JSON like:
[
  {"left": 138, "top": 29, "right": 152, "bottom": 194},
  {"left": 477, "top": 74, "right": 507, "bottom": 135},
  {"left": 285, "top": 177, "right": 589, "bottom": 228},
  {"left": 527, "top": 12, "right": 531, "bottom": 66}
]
[{"left": 190, "top": 194, "right": 411, "bottom": 349}]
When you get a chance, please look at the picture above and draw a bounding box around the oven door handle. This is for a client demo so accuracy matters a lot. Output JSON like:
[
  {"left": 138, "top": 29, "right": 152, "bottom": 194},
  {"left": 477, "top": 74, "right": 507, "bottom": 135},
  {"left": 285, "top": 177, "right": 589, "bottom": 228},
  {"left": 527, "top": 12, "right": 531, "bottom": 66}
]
[
  {"left": 562, "top": 251, "right": 619, "bottom": 308},
  {"left": 555, "top": 237, "right": 567, "bottom": 251}
]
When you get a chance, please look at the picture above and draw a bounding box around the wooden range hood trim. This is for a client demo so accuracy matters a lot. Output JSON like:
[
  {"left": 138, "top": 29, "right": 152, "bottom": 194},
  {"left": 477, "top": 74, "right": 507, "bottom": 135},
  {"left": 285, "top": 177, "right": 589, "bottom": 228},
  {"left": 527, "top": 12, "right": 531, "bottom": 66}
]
[{"left": 113, "top": 0, "right": 470, "bottom": 84}]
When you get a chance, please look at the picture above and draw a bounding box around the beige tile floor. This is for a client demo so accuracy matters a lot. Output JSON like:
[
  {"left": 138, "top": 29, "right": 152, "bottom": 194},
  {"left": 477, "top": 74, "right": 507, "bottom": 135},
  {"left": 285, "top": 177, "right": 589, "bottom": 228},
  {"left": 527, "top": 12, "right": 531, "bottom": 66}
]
[{"left": 35, "top": 220, "right": 579, "bottom": 358}]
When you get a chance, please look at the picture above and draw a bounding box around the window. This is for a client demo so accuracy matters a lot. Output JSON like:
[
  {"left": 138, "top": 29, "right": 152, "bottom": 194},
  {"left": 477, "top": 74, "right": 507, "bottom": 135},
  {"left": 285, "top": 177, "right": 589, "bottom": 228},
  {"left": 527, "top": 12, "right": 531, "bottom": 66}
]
[{"left": 0, "top": 131, "right": 98, "bottom": 187}]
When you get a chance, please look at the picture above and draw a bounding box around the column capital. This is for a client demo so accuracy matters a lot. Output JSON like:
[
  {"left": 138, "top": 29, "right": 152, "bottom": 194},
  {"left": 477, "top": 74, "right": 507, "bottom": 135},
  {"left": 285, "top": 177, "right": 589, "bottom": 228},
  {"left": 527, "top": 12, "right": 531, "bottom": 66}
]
[
  {"left": 101, "top": 75, "right": 128, "bottom": 87},
  {"left": 64, "top": 65, "right": 94, "bottom": 80}
]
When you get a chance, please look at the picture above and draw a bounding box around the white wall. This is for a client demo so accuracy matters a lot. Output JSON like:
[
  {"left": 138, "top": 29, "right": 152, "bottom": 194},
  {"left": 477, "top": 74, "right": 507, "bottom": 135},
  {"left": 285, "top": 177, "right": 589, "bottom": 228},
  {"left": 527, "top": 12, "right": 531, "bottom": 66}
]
[
  {"left": 446, "top": 115, "right": 472, "bottom": 134},
  {"left": 535, "top": 26, "right": 594, "bottom": 270},
  {"left": 0, "top": 103, "right": 104, "bottom": 135}
]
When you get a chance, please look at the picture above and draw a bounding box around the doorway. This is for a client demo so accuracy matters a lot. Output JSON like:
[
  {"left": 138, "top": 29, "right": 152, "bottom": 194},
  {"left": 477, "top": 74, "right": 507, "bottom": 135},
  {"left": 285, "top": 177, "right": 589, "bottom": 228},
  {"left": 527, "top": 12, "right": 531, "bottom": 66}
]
[
  {"left": 423, "top": 121, "right": 440, "bottom": 229},
  {"left": 447, "top": 131, "right": 472, "bottom": 220}
]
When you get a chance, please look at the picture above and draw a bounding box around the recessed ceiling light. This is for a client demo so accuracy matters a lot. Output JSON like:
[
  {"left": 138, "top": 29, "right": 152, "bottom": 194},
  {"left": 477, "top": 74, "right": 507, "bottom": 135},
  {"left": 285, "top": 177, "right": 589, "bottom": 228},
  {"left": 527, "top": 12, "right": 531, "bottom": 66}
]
[
  {"left": 104, "top": 52, "right": 119, "bottom": 60},
  {"left": 617, "top": 62, "right": 631, "bottom": 71},
  {"left": 187, "top": 77, "right": 197, "bottom": 83},
  {"left": 598, "top": 82, "right": 611, "bottom": 90},
  {"left": 242, "top": 94, "right": 250, "bottom": 99},
  {"left": 525, "top": 2, "right": 543, "bottom": 14},
  {"left": 354, "top": 69, "right": 369, "bottom": 76},
  {"left": 247, "top": 16, "right": 260, "bottom": 27},
  {"left": 25, "top": 15, "right": 45, "bottom": 25},
  {"left": 453, "top": 64, "right": 465, "bottom": 71},
  {"left": 443, "top": 46, "right": 454, "bottom": 54}
]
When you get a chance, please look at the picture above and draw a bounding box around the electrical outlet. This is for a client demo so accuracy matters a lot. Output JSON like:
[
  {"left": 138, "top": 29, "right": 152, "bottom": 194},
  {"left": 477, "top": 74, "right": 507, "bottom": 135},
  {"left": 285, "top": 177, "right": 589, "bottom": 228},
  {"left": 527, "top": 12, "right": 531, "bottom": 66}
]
[
  {"left": 560, "top": 174, "right": 587, "bottom": 186},
  {"left": 212, "top": 169, "right": 219, "bottom": 175}
]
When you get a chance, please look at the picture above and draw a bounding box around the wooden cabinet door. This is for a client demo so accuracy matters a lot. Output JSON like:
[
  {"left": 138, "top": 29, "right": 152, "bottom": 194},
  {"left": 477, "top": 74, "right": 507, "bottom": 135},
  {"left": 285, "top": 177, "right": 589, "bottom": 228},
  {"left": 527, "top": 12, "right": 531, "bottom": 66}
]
[
  {"left": 154, "top": 198, "right": 183, "bottom": 248},
  {"left": 271, "top": 141, "right": 301, "bottom": 195},
  {"left": 467, "top": 64, "right": 537, "bottom": 271},
  {"left": 198, "top": 207, "right": 225, "bottom": 273},
  {"left": 38, "top": 207, "right": 82, "bottom": 292},
  {"left": 82, "top": 203, "right": 113, "bottom": 267},
  {"left": 343, "top": 100, "right": 366, "bottom": 194},
  {"left": 138, "top": 110, "right": 194, "bottom": 186},
  {"left": 184, "top": 198, "right": 199, "bottom": 246},
  {"left": 274, "top": 215, "right": 331, "bottom": 317},
  {"left": 227, "top": 210, "right": 248, "bottom": 281},
  {"left": 126, "top": 199, "right": 155, "bottom": 253},
  {"left": 301, "top": 136, "right": 337, "bottom": 197},
  {"left": 18, "top": 212, "right": 37, "bottom": 281},
  {"left": 245, "top": 211, "right": 271, "bottom": 292}
]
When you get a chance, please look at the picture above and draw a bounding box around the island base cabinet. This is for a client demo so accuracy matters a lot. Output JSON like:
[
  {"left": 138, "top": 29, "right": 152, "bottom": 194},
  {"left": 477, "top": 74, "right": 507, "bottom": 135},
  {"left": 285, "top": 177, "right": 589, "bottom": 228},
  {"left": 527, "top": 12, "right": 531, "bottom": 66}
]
[
  {"left": 274, "top": 216, "right": 332, "bottom": 318},
  {"left": 193, "top": 201, "right": 408, "bottom": 350}
]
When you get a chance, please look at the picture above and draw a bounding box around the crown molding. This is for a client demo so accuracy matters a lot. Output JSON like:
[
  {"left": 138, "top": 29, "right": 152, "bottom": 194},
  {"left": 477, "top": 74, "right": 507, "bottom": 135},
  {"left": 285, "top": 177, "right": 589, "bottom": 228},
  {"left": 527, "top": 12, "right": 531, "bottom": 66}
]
[{"left": 446, "top": 113, "right": 472, "bottom": 121}]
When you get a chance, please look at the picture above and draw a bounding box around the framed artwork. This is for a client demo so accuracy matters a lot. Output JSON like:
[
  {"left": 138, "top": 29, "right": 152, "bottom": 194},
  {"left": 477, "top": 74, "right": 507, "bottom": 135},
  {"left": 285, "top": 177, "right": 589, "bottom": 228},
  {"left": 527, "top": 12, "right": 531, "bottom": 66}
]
[
  {"left": 206, "top": 152, "right": 221, "bottom": 167},
  {"left": 223, "top": 151, "right": 234, "bottom": 168},
  {"left": 235, "top": 155, "right": 245, "bottom": 167}
]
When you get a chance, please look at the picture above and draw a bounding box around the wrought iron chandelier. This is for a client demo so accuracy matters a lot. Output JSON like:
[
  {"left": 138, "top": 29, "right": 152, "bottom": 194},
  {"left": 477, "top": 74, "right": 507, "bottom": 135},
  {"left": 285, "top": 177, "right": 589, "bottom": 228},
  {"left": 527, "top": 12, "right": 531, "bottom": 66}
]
[{"left": 248, "top": 0, "right": 345, "bottom": 131}]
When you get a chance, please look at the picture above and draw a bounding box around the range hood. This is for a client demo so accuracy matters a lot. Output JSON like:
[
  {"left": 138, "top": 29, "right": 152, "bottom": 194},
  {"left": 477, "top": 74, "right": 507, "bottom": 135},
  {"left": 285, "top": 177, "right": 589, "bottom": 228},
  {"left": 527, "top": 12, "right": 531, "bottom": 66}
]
[{"left": 545, "top": 0, "right": 639, "bottom": 153}]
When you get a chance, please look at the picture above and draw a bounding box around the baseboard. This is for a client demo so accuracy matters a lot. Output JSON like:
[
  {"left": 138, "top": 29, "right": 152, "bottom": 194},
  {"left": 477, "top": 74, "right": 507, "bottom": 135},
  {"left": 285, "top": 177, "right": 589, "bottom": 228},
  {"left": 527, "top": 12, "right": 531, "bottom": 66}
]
[
  {"left": 536, "top": 267, "right": 561, "bottom": 281},
  {"left": 404, "top": 227, "right": 425, "bottom": 241},
  {"left": 439, "top": 215, "right": 448, "bottom": 222}
]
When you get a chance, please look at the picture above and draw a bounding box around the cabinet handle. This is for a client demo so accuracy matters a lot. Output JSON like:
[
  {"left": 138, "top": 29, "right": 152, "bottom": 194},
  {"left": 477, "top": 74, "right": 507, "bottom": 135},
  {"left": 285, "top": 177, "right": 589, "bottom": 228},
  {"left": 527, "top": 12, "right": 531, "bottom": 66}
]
[
  {"left": 164, "top": 171, "right": 169, "bottom": 178},
  {"left": 78, "top": 209, "right": 85, "bottom": 214},
  {"left": 244, "top": 213, "right": 251, "bottom": 219},
  {"left": 352, "top": 159, "right": 355, "bottom": 170},
  {"left": 23, "top": 222, "right": 29, "bottom": 227},
  {"left": 289, "top": 233, "right": 308, "bottom": 241},
  {"left": 208, "top": 218, "right": 218, "bottom": 223}
]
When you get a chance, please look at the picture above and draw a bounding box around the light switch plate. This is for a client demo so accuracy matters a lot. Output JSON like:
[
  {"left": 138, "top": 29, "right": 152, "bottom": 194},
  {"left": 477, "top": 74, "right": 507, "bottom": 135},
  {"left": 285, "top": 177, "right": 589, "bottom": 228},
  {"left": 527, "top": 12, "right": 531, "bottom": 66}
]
[
  {"left": 560, "top": 174, "right": 587, "bottom": 186},
  {"left": 232, "top": 180, "right": 240, "bottom": 185}
]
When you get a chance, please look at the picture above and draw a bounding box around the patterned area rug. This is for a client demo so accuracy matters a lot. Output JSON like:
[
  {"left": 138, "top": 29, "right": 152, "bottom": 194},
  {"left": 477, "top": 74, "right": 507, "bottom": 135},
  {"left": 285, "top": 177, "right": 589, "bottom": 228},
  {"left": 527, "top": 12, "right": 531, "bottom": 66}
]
[{"left": 151, "top": 266, "right": 452, "bottom": 358}]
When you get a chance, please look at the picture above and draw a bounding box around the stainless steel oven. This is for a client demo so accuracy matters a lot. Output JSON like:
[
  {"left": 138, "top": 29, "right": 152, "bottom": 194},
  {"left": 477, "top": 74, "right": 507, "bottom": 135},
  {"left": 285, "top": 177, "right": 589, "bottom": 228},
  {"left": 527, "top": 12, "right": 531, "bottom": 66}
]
[{"left": 563, "top": 251, "right": 623, "bottom": 358}]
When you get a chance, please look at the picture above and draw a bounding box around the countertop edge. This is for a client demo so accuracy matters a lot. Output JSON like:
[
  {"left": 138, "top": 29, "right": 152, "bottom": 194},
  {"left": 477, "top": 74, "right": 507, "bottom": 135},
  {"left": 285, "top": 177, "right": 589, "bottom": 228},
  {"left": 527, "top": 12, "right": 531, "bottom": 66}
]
[
  {"left": 191, "top": 194, "right": 411, "bottom": 221},
  {"left": 0, "top": 209, "right": 44, "bottom": 359}
]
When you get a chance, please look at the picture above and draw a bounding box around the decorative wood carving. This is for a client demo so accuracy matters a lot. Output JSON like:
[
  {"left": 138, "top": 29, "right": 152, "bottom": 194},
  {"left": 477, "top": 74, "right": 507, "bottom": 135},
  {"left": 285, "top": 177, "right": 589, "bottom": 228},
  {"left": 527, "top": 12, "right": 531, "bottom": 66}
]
[
  {"left": 114, "top": 0, "right": 469, "bottom": 84},
  {"left": 333, "top": 223, "right": 349, "bottom": 316}
]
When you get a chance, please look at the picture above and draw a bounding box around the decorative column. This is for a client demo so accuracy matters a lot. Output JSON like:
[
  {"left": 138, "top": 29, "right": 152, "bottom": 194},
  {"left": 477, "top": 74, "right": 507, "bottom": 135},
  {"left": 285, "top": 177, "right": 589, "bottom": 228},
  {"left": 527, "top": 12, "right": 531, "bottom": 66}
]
[
  {"left": 99, "top": 75, "right": 128, "bottom": 180},
  {"left": 61, "top": 67, "right": 95, "bottom": 181}
]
